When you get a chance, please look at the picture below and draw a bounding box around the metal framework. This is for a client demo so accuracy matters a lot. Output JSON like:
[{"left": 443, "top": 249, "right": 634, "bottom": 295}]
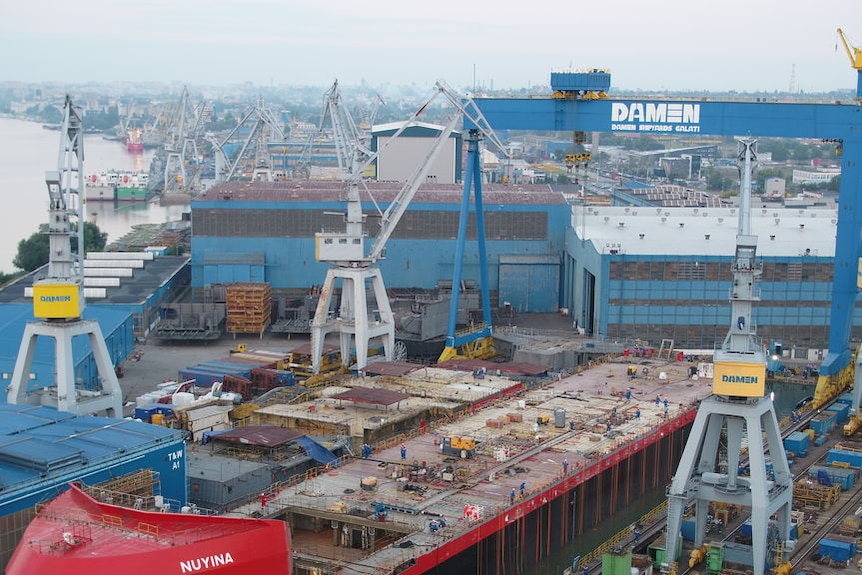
[
  {"left": 217, "top": 97, "right": 286, "bottom": 182},
  {"left": 471, "top": 73, "right": 862, "bottom": 575},
  {"left": 310, "top": 80, "right": 508, "bottom": 372},
  {"left": 7, "top": 96, "right": 122, "bottom": 417},
  {"left": 471, "top": 91, "right": 862, "bottom": 378},
  {"left": 309, "top": 82, "right": 462, "bottom": 373},
  {"left": 662, "top": 140, "right": 792, "bottom": 575}
]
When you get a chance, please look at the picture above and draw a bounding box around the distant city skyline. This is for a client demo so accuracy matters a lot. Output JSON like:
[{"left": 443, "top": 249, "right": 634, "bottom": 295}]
[{"left": 2, "top": 0, "right": 860, "bottom": 93}]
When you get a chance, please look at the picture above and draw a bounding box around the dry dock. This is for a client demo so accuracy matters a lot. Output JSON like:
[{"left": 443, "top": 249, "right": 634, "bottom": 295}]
[{"left": 215, "top": 354, "right": 712, "bottom": 575}]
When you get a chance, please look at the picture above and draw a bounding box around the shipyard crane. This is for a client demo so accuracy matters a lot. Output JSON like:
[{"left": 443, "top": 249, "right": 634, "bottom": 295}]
[
  {"left": 435, "top": 80, "right": 509, "bottom": 363},
  {"left": 217, "top": 96, "right": 286, "bottom": 182},
  {"left": 320, "top": 80, "right": 371, "bottom": 177},
  {"left": 837, "top": 28, "right": 862, "bottom": 98},
  {"left": 7, "top": 96, "right": 123, "bottom": 417},
  {"left": 309, "top": 80, "right": 508, "bottom": 373},
  {"left": 309, "top": 83, "right": 462, "bottom": 373},
  {"left": 293, "top": 81, "right": 377, "bottom": 180},
  {"left": 663, "top": 139, "right": 792, "bottom": 575}
]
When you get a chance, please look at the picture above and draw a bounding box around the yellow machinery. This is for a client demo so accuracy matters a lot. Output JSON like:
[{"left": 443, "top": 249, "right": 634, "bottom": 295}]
[
  {"left": 837, "top": 28, "right": 862, "bottom": 102},
  {"left": 837, "top": 28, "right": 862, "bottom": 70},
  {"left": 438, "top": 335, "right": 496, "bottom": 363},
  {"left": 688, "top": 545, "right": 708, "bottom": 568},
  {"left": 441, "top": 436, "right": 478, "bottom": 458},
  {"left": 536, "top": 414, "right": 551, "bottom": 425}
]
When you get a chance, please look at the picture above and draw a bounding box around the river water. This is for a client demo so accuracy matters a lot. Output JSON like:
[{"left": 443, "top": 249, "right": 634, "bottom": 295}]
[{"left": 0, "top": 117, "right": 187, "bottom": 273}]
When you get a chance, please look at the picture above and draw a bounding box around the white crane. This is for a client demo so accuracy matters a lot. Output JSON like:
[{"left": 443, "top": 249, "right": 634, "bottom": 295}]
[
  {"left": 309, "top": 80, "right": 507, "bottom": 373},
  {"left": 7, "top": 96, "right": 123, "bottom": 416},
  {"left": 663, "top": 139, "right": 792, "bottom": 575},
  {"left": 217, "top": 96, "right": 286, "bottom": 182}
]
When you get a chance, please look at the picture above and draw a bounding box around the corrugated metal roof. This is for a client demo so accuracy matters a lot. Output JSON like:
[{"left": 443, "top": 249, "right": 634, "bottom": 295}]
[
  {"left": 436, "top": 358, "right": 551, "bottom": 376},
  {"left": 0, "top": 405, "right": 184, "bottom": 496},
  {"left": 330, "top": 386, "right": 410, "bottom": 406},
  {"left": 0, "top": 256, "right": 189, "bottom": 306},
  {"left": 195, "top": 181, "right": 568, "bottom": 206},
  {"left": 212, "top": 425, "right": 303, "bottom": 448},
  {"left": 362, "top": 361, "right": 424, "bottom": 377},
  {"left": 576, "top": 205, "right": 838, "bottom": 257}
]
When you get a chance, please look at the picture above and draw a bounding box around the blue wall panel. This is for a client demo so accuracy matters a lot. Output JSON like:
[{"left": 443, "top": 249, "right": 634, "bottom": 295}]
[{"left": 499, "top": 262, "right": 560, "bottom": 313}]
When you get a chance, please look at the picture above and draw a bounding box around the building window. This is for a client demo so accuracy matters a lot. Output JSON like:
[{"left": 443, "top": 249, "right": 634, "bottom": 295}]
[{"left": 677, "top": 262, "right": 705, "bottom": 281}]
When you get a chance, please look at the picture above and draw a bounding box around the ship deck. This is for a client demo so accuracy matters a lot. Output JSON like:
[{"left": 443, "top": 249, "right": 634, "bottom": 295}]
[{"left": 221, "top": 353, "right": 713, "bottom": 574}]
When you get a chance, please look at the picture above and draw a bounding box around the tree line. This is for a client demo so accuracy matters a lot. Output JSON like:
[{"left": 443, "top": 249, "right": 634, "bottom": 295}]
[{"left": 0, "top": 222, "right": 106, "bottom": 285}]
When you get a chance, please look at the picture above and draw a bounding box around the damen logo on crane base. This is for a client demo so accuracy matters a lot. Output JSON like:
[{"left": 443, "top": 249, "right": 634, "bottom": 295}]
[{"left": 610, "top": 102, "right": 701, "bottom": 133}]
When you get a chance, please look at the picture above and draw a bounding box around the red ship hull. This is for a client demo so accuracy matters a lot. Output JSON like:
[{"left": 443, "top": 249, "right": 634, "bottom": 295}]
[
  {"left": 7, "top": 484, "right": 292, "bottom": 575},
  {"left": 127, "top": 142, "right": 144, "bottom": 153}
]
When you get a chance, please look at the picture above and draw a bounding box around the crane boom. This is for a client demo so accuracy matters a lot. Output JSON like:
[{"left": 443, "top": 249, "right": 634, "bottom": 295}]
[
  {"left": 366, "top": 112, "right": 462, "bottom": 262},
  {"left": 837, "top": 28, "right": 862, "bottom": 69},
  {"left": 837, "top": 28, "right": 862, "bottom": 99},
  {"left": 40, "top": 94, "right": 86, "bottom": 316}
]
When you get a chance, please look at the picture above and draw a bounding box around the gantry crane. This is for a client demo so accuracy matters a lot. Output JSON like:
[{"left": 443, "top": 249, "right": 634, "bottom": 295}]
[
  {"left": 837, "top": 28, "right": 862, "bottom": 99},
  {"left": 7, "top": 96, "right": 123, "bottom": 417},
  {"left": 663, "top": 139, "right": 792, "bottom": 575},
  {"left": 309, "top": 80, "right": 508, "bottom": 373},
  {"left": 435, "top": 80, "right": 509, "bottom": 363}
]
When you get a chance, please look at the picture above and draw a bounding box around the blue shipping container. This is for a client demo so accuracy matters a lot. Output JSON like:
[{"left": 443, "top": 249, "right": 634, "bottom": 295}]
[
  {"left": 827, "top": 448, "right": 862, "bottom": 469},
  {"left": 827, "top": 403, "right": 850, "bottom": 424},
  {"left": 784, "top": 431, "right": 810, "bottom": 457},
  {"left": 819, "top": 535, "right": 857, "bottom": 563},
  {"left": 810, "top": 411, "right": 837, "bottom": 435}
]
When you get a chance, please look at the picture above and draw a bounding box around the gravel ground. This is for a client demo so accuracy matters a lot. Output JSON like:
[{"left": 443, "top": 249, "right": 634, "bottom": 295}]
[
  {"left": 117, "top": 312, "right": 578, "bottom": 417},
  {"left": 117, "top": 332, "right": 308, "bottom": 417}
]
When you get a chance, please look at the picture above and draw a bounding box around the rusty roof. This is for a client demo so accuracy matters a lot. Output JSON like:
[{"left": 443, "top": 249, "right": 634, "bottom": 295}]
[
  {"left": 436, "top": 359, "right": 551, "bottom": 376},
  {"left": 288, "top": 342, "right": 339, "bottom": 355},
  {"left": 361, "top": 361, "right": 424, "bottom": 377},
  {"left": 211, "top": 425, "right": 303, "bottom": 448},
  {"left": 330, "top": 386, "right": 411, "bottom": 406},
  {"left": 194, "top": 181, "right": 568, "bottom": 206}
]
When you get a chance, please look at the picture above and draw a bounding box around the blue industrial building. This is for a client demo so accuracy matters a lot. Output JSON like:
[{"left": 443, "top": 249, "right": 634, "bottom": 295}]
[
  {"left": 0, "top": 304, "right": 134, "bottom": 397},
  {"left": 190, "top": 181, "right": 571, "bottom": 314},
  {"left": 0, "top": 254, "right": 190, "bottom": 396},
  {"left": 565, "top": 205, "right": 845, "bottom": 352},
  {"left": 0, "top": 404, "right": 186, "bottom": 567}
]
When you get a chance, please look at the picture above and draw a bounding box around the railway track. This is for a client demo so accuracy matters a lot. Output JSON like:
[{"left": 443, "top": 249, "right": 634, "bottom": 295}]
[{"left": 581, "top": 399, "right": 860, "bottom": 575}]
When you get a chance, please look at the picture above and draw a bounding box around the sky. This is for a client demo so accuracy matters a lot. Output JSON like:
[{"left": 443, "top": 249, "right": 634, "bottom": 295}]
[{"left": 2, "top": 0, "right": 859, "bottom": 93}]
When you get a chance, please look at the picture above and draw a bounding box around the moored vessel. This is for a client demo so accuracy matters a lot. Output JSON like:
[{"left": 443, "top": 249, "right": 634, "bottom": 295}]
[{"left": 126, "top": 127, "right": 144, "bottom": 152}]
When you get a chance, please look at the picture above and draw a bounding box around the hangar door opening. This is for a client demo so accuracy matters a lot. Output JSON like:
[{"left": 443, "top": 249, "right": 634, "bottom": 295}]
[{"left": 498, "top": 255, "right": 560, "bottom": 313}]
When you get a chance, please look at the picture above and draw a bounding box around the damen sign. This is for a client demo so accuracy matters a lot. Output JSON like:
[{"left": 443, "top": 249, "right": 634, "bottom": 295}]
[{"left": 610, "top": 102, "right": 701, "bottom": 133}]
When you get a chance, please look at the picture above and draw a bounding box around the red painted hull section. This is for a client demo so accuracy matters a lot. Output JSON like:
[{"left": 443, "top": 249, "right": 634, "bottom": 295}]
[
  {"left": 398, "top": 409, "right": 697, "bottom": 575},
  {"left": 7, "top": 484, "right": 292, "bottom": 575}
]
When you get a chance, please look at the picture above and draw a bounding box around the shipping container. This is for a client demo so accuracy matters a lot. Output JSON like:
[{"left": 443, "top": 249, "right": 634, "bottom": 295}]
[
  {"left": 819, "top": 535, "right": 857, "bottom": 563},
  {"left": 827, "top": 402, "right": 851, "bottom": 424},
  {"left": 810, "top": 411, "right": 837, "bottom": 435},
  {"left": 827, "top": 448, "right": 862, "bottom": 469},
  {"left": 807, "top": 465, "right": 857, "bottom": 491},
  {"left": 784, "top": 431, "right": 810, "bottom": 457}
]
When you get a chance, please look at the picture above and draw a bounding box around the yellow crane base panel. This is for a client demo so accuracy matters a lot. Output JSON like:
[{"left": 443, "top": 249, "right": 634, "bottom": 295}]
[{"left": 438, "top": 337, "right": 496, "bottom": 363}]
